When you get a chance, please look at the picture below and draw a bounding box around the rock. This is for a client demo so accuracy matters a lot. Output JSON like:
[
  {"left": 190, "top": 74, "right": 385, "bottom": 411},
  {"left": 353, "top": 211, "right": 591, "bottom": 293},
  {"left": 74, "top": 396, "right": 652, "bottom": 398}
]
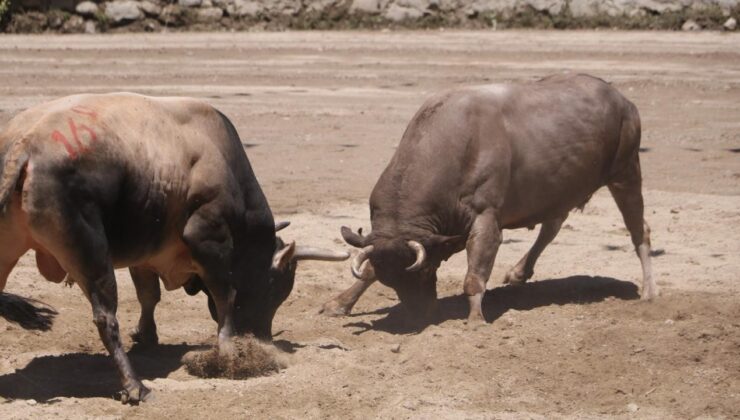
[
  {"left": 105, "top": 1, "right": 144, "bottom": 24},
  {"left": 525, "top": 0, "right": 565, "bottom": 15},
  {"left": 8, "top": 12, "right": 48, "bottom": 34},
  {"left": 178, "top": 0, "right": 202, "bottom": 7},
  {"left": 139, "top": 1, "right": 163, "bottom": 17},
  {"left": 306, "top": 0, "right": 340, "bottom": 14},
  {"left": 61, "top": 15, "right": 86, "bottom": 33},
  {"left": 627, "top": 403, "right": 639, "bottom": 413},
  {"left": 212, "top": 0, "right": 233, "bottom": 7},
  {"left": 568, "top": 0, "right": 617, "bottom": 18},
  {"left": 724, "top": 17, "right": 737, "bottom": 31},
  {"left": 26, "top": 399, "right": 37, "bottom": 406},
  {"left": 350, "top": 0, "right": 382, "bottom": 14},
  {"left": 465, "top": 0, "right": 514, "bottom": 17},
  {"left": 84, "top": 20, "right": 98, "bottom": 34},
  {"left": 226, "top": 0, "right": 263, "bottom": 17},
  {"left": 196, "top": 7, "right": 224, "bottom": 22},
  {"left": 47, "top": 10, "right": 66, "bottom": 29},
  {"left": 384, "top": 3, "right": 424, "bottom": 21},
  {"left": 391, "top": 344, "right": 401, "bottom": 353},
  {"left": 682, "top": 19, "right": 701, "bottom": 31},
  {"left": 263, "top": 0, "right": 302, "bottom": 16},
  {"left": 202, "top": 0, "right": 214, "bottom": 6},
  {"left": 158, "top": 4, "right": 187, "bottom": 26},
  {"left": 143, "top": 18, "right": 161, "bottom": 31},
  {"left": 75, "top": 1, "right": 99, "bottom": 17}
]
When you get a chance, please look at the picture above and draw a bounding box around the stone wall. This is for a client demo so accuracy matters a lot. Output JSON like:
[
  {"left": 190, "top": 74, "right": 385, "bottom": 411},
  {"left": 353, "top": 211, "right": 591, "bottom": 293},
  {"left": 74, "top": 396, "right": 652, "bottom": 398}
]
[{"left": 1, "top": 0, "right": 738, "bottom": 33}]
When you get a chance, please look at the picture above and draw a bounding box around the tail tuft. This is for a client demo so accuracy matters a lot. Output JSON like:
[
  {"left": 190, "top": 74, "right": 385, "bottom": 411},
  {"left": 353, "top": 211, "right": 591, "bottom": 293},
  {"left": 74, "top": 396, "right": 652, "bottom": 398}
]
[{"left": 0, "top": 292, "right": 58, "bottom": 331}]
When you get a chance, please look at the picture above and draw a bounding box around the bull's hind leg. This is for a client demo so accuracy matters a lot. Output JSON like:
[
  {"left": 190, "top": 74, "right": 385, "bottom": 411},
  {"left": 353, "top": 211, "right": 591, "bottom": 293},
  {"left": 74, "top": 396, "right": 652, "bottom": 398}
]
[
  {"left": 0, "top": 258, "right": 18, "bottom": 292},
  {"left": 0, "top": 214, "right": 31, "bottom": 292},
  {"left": 130, "top": 267, "right": 161, "bottom": 347},
  {"left": 463, "top": 210, "right": 502, "bottom": 322},
  {"left": 504, "top": 214, "right": 567, "bottom": 285},
  {"left": 608, "top": 180, "right": 656, "bottom": 300}
]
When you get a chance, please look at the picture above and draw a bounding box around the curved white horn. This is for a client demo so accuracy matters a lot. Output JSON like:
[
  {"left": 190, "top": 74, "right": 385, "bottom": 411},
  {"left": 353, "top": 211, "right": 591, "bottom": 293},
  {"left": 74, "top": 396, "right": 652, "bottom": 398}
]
[
  {"left": 293, "top": 246, "right": 350, "bottom": 262},
  {"left": 351, "top": 245, "right": 375, "bottom": 279},
  {"left": 275, "top": 221, "right": 291, "bottom": 232},
  {"left": 405, "top": 240, "right": 426, "bottom": 272}
]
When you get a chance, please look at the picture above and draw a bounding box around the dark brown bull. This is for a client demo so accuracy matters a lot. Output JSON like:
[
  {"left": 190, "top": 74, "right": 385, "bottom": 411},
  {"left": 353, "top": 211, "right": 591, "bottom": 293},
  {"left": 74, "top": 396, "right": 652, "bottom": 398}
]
[
  {"left": 322, "top": 73, "right": 655, "bottom": 323},
  {"left": 0, "top": 93, "right": 349, "bottom": 403}
]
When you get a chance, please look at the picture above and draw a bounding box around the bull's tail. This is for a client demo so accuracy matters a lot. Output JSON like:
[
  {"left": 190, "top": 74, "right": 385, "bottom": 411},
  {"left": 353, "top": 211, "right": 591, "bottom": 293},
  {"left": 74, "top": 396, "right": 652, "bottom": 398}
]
[
  {"left": 0, "top": 137, "right": 29, "bottom": 213},
  {"left": 0, "top": 292, "right": 57, "bottom": 331}
]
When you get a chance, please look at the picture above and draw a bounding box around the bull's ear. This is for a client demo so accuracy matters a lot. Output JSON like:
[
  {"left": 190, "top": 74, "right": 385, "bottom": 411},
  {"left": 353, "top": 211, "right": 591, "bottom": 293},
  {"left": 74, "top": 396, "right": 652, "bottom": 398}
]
[
  {"left": 272, "top": 241, "right": 296, "bottom": 272},
  {"left": 341, "top": 226, "right": 367, "bottom": 248}
]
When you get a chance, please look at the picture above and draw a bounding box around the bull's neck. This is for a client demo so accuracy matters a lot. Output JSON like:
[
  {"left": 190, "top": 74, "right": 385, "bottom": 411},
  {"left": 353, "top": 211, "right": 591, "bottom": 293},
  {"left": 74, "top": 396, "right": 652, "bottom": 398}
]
[{"left": 370, "top": 212, "right": 441, "bottom": 242}]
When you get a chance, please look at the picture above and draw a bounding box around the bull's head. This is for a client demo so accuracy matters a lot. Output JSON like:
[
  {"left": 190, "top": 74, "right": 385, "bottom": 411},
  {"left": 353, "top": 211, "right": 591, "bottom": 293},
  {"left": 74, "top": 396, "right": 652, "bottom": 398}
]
[
  {"left": 341, "top": 226, "right": 464, "bottom": 323},
  {"left": 233, "top": 221, "right": 349, "bottom": 339}
]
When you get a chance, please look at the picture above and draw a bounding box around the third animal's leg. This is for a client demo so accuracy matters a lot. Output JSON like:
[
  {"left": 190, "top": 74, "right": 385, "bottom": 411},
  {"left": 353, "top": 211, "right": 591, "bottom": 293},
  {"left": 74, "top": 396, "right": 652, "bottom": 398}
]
[
  {"left": 320, "top": 278, "right": 377, "bottom": 316},
  {"left": 504, "top": 215, "right": 567, "bottom": 285},
  {"left": 463, "top": 210, "right": 502, "bottom": 322},
  {"left": 129, "top": 267, "right": 161, "bottom": 347},
  {"left": 608, "top": 181, "right": 656, "bottom": 300}
]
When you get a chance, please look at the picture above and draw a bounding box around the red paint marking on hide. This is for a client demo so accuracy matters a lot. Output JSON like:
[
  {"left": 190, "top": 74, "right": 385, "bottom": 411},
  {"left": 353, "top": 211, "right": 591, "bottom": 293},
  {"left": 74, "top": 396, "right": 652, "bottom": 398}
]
[
  {"left": 78, "top": 123, "right": 98, "bottom": 144},
  {"left": 71, "top": 106, "right": 98, "bottom": 119},
  {"left": 67, "top": 118, "right": 98, "bottom": 153},
  {"left": 51, "top": 130, "right": 78, "bottom": 159}
]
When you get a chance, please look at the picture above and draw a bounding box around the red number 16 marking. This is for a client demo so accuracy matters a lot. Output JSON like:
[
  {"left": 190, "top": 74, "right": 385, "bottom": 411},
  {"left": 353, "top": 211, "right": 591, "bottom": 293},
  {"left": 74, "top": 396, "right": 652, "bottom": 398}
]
[{"left": 51, "top": 117, "right": 98, "bottom": 159}]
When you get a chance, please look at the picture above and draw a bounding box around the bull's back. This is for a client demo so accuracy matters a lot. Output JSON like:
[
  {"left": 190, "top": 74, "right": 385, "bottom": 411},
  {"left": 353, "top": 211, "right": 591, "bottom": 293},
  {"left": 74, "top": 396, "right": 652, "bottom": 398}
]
[
  {"left": 6, "top": 94, "right": 241, "bottom": 266},
  {"left": 494, "top": 75, "right": 636, "bottom": 227},
  {"left": 381, "top": 75, "right": 638, "bottom": 232}
]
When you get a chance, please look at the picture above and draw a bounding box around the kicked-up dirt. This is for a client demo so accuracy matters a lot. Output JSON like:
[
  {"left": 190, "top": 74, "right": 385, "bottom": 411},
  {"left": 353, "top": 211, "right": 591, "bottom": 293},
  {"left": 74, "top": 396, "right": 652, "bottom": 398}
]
[{"left": 0, "top": 31, "right": 738, "bottom": 418}]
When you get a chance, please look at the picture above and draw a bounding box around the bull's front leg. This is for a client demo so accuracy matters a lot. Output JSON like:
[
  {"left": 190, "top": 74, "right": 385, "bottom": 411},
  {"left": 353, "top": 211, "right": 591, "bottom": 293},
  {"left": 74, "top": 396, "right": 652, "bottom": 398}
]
[
  {"left": 320, "top": 278, "right": 376, "bottom": 317},
  {"left": 463, "top": 210, "right": 502, "bottom": 323},
  {"left": 183, "top": 211, "right": 237, "bottom": 355},
  {"left": 129, "top": 267, "right": 161, "bottom": 347}
]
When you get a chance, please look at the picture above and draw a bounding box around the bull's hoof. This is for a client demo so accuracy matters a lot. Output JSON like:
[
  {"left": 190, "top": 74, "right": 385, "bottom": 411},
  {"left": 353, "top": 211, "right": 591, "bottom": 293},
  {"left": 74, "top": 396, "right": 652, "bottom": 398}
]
[
  {"left": 640, "top": 286, "right": 659, "bottom": 301},
  {"left": 319, "top": 300, "right": 350, "bottom": 317},
  {"left": 463, "top": 313, "right": 487, "bottom": 330},
  {"left": 130, "top": 328, "right": 159, "bottom": 348},
  {"left": 503, "top": 267, "right": 533, "bottom": 285},
  {"left": 118, "top": 382, "right": 151, "bottom": 405}
]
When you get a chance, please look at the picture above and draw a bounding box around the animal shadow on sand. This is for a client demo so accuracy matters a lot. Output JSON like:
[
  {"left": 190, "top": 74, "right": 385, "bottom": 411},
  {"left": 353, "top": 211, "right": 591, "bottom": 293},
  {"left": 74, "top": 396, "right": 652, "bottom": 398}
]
[
  {"left": 345, "top": 275, "right": 639, "bottom": 335},
  {"left": 0, "top": 343, "right": 203, "bottom": 402}
]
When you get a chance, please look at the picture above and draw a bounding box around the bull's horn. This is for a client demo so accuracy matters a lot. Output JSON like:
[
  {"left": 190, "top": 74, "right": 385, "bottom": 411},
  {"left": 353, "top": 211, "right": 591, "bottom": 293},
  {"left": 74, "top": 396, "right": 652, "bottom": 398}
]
[
  {"left": 275, "top": 221, "right": 291, "bottom": 232},
  {"left": 405, "top": 240, "right": 426, "bottom": 272},
  {"left": 293, "top": 246, "right": 350, "bottom": 262},
  {"left": 351, "top": 245, "right": 375, "bottom": 279}
]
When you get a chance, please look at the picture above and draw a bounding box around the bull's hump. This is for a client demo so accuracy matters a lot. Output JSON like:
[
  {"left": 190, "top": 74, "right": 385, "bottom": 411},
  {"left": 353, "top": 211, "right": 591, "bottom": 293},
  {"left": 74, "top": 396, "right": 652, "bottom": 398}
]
[{"left": 477, "top": 84, "right": 510, "bottom": 97}]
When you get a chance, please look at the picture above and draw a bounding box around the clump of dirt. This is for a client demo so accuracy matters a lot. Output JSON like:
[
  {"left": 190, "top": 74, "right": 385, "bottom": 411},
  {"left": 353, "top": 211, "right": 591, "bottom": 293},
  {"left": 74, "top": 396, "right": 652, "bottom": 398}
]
[{"left": 183, "top": 336, "right": 286, "bottom": 379}]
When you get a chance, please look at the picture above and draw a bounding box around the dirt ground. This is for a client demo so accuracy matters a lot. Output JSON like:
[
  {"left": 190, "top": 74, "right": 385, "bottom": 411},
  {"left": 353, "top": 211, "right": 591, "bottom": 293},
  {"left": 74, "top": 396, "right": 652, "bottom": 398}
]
[{"left": 0, "top": 30, "right": 738, "bottom": 419}]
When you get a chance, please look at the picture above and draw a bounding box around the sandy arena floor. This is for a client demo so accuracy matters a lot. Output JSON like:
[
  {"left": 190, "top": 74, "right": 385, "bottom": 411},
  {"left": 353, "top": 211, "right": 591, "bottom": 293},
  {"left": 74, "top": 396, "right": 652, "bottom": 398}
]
[{"left": 0, "top": 30, "right": 738, "bottom": 419}]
